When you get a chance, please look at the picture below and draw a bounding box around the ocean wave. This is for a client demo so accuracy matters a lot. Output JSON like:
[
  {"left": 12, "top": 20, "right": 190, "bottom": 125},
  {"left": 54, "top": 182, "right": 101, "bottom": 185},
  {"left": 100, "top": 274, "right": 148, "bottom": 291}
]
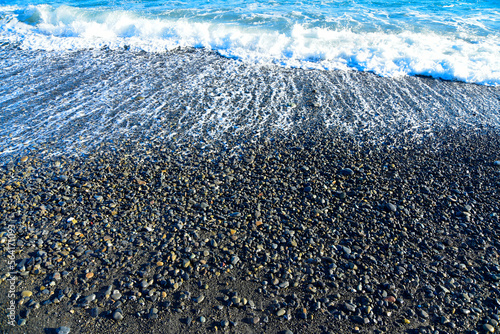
[{"left": 0, "top": 4, "right": 499, "bottom": 85}]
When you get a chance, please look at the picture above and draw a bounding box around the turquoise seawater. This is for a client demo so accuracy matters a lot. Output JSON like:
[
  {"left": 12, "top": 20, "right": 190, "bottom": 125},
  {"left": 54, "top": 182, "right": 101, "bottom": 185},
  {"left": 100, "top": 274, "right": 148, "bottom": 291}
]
[{"left": 0, "top": 0, "right": 499, "bottom": 84}]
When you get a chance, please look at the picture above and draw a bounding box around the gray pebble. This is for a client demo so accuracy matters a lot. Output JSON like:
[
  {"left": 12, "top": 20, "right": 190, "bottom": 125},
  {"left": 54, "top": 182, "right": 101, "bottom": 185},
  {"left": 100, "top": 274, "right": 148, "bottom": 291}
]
[
  {"left": 111, "top": 290, "right": 122, "bottom": 301},
  {"left": 418, "top": 309, "right": 429, "bottom": 318},
  {"left": 484, "top": 324, "right": 495, "bottom": 333},
  {"left": 90, "top": 307, "right": 99, "bottom": 318},
  {"left": 340, "top": 168, "right": 354, "bottom": 176},
  {"left": 113, "top": 309, "right": 123, "bottom": 321},
  {"left": 344, "top": 302, "right": 356, "bottom": 312},
  {"left": 384, "top": 202, "right": 397, "bottom": 212},
  {"left": 194, "top": 294, "right": 205, "bottom": 304},
  {"left": 56, "top": 327, "right": 71, "bottom": 334}
]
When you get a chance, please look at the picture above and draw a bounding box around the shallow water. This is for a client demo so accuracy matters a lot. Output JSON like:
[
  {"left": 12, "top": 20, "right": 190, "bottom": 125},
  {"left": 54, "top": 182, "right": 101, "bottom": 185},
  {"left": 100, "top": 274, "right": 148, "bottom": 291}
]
[{"left": 1, "top": 47, "right": 499, "bottom": 161}]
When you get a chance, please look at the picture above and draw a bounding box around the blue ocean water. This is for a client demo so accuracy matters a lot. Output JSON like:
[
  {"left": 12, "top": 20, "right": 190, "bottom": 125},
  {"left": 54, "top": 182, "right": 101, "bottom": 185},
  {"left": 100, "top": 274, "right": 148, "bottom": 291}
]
[{"left": 0, "top": 0, "right": 499, "bottom": 85}]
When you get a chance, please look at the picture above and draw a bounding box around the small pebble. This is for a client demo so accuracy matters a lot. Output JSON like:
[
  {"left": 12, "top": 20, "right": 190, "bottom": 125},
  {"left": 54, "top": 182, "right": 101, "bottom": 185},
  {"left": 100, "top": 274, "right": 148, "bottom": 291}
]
[
  {"left": 56, "top": 327, "right": 71, "bottom": 334},
  {"left": 21, "top": 290, "right": 33, "bottom": 298},
  {"left": 484, "top": 324, "right": 495, "bottom": 333},
  {"left": 113, "top": 309, "right": 123, "bottom": 321}
]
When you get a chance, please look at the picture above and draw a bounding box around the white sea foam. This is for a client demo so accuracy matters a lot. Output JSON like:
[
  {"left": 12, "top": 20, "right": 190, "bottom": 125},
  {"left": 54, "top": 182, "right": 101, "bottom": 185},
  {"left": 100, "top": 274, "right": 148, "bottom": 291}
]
[
  {"left": 0, "top": 4, "right": 499, "bottom": 85},
  {"left": 0, "top": 46, "right": 499, "bottom": 160}
]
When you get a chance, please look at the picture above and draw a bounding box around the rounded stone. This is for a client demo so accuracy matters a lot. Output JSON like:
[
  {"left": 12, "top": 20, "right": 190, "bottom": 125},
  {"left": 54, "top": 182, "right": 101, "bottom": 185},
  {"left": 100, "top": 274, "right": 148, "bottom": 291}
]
[
  {"left": 194, "top": 295, "right": 205, "bottom": 304},
  {"left": 484, "top": 324, "right": 495, "bottom": 333},
  {"left": 340, "top": 168, "right": 354, "bottom": 176},
  {"left": 111, "top": 290, "right": 122, "bottom": 301},
  {"left": 277, "top": 309, "right": 286, "bottom": 316},
  {"left": 113, "top": 310, "right": 124, "bottom": 321},
  {"left": 21, "top": 290, "right": 33, "bottom": 298},
  {"left": 90, "top": 307, "right": 99, "bottom": 318},
  {"left": 56, "top": 327, "right": 71, "bottom": 334}
]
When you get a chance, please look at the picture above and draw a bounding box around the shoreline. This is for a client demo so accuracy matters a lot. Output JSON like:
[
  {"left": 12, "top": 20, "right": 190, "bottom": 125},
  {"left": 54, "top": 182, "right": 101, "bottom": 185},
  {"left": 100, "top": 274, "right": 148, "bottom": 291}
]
[
  {"left": 1, "top": 47, "right": 500, "bottom": 165},
  {"left": 1, "top": 126, "right": 500, "bottom": 333},
  {"left": 1, "top": 46, "right": 500, "bottom": 334}
]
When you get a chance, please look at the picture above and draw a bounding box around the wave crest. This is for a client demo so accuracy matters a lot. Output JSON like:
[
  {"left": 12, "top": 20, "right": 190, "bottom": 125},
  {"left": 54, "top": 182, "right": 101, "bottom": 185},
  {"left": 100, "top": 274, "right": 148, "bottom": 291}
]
[{"left": 0, "top": 4, "right": 499, "bottom": 85}]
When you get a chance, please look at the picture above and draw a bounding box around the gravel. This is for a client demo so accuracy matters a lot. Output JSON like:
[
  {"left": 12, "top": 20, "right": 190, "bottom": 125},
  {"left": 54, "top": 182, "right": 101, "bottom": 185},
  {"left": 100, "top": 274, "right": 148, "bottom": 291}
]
[{"left": 1, "top": 126, "right": 500, "bottom": 334}]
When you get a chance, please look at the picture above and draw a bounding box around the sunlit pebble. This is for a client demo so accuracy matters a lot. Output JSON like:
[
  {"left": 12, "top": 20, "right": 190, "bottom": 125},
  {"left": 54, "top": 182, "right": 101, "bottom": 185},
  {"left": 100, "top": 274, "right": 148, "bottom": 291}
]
[{"left": 2, "top": 112, "right": 499, "bottom": 333}]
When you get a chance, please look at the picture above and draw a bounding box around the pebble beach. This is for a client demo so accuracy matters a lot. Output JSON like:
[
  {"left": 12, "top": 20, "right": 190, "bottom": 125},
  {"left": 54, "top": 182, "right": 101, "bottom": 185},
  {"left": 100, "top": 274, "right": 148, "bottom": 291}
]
[
  {"left": 1, "top": 123, "right": 500, "bottom": 334},
  {"left": 1, "top": 45, "right": 500, "bottom": 334}
]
